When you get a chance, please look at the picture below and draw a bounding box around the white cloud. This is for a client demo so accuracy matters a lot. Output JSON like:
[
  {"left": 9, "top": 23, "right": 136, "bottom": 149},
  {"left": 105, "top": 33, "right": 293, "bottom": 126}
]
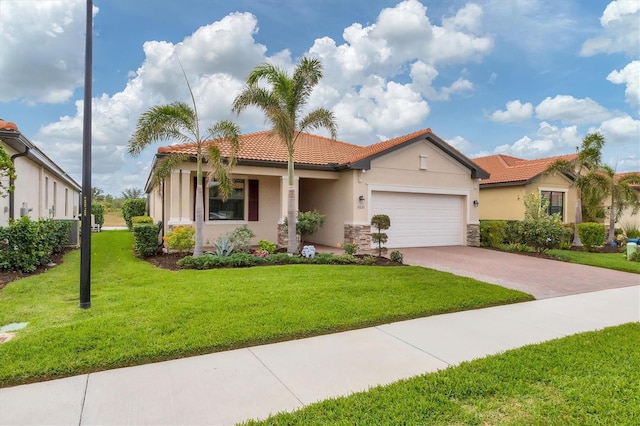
[
  {"left": 607, "top": 60, "right": 640, "bottom": 107},
  {"left": 580, "top": 0, "right": 640, "bottom": 56},
  {"left": 595, "top": 115, "right": 640, "bottom": 146},
  {"left": 489, "top": 100, "right": 533, "bottom": 123},
  {"left": 446, "top": 136, "right": 472, "bottom": 153},
  {"left": 493, "top": 121, "right": 581, "bottom": 158},
  {"left": 0, "top": 1, "right": 96, "bottom": 103},
  {"left": 535, "top": 95, "right": 612, "bottom": 124}
]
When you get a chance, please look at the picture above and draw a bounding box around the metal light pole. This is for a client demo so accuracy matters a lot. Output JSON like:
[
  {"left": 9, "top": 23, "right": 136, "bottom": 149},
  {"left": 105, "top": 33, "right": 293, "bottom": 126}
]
[{"left": 79, "top": 0, "right": 93, "bottom": 309}]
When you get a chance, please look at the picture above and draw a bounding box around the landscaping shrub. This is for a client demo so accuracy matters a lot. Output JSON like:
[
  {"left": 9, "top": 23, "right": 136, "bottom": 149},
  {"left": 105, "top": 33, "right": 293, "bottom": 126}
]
[
  {"left": 122, "top": 198, "right": 147, "bottom": 230},
  {"left": 371, "top": 214, "right": 390, "bottom": 256},
  {"left": 578, "top": 222, "right": 606, "bottom": 252},
  {"left": 522, "top": 215, "right": 564, "bottom": 253},
  {"left": 479, "top": 220, "right": 507, "bottom": 247},
  {"left": 228, "top": 225, "right": 255, "bottom": 253},
  {"left": 342, "top": 242, "right": 359, "bottom": 255},
  {"left": 258, "top": 239, "right": 277, "bottom": 254},
  {"left": 623, "top": 225, "right": 640, "bottom": 239},
  {"left": 283, "top": 210, "right": 326, "bottom": 247},
  {"left": 131, "top": 215, "right": 153, "bottom": 225},
  {"left": 132, "top": 223, "right": 159, "bottom": 257},
  {"left": 0, "top": 217, "right": 71, "bottom": 272},
  {"left": 504, "top": 220, "right": 524, "bottom": 244},
  {"left": 163, "top": 226, "right": 195, "bottom": 255},
  {"left": 212, "top": 235, "right": 235, "bottom": 256},
  {"left": 91, "top": 204, "right": 105, "bottom": 227},
  {"left": 560, "top": 225, "right": 575, "bottom": 250},
  {"left": 390, "top": 250, "right": 403, "bottom": 264}
]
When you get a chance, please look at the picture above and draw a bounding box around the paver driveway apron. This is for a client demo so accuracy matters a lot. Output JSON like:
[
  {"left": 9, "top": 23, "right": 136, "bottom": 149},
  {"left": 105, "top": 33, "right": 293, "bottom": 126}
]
[{"left": 401, "top": 246, "right": 640, "bottom": 299}]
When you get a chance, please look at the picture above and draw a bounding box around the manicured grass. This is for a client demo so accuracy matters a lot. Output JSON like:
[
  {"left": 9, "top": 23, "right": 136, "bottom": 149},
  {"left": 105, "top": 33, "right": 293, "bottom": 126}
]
[
  {"left": 247, "top": 323, "right": 640, "bottom": 425},
  {"left": 0, "top": 231, "right": 532, "bottom": 387},
  {"left": 548, "top": 249, "right": 640, "bottom": 274}
]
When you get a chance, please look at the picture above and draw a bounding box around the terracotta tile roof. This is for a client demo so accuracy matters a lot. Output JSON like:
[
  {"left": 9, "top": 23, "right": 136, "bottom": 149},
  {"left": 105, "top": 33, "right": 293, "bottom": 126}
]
[
  {"left": 0, "top": 119, "right": 19, "bottom": 132},
  {"left": 473, "top": 153, "right": 578, "bottom": 185},
  {"left": 158, "top": 128, "right": 438, "bottom": 167}
]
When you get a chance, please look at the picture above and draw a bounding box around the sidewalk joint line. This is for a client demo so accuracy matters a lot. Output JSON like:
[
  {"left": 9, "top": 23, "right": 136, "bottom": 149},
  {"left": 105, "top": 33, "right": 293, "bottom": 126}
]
[
  {"left": 248, "top": 348, "right": 304, "bottom": 406},
  {"left": 374, "top": 326, "right": 451, "bottom": 367},
  {"left": 78, "top": 374, "right": 90, "bottom": 426}
]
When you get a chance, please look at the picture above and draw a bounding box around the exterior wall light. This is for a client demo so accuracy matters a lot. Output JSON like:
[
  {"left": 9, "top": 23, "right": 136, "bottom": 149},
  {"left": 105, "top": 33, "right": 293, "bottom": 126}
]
[
  {"left": 358, "top": 195, "right": 365, "bottom": 202},
  {"left": 473, "top": 199, "right": 479, "bottom": 207}
]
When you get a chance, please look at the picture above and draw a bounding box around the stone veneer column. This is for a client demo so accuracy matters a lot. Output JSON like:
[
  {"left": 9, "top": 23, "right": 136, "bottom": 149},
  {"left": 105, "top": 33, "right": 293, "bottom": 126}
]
[
  {"left": 344, "top": 224, "right": 372, "bottom": 248},
  {"left": 467, "top": 223, "right": 480, "bottom": 247}
]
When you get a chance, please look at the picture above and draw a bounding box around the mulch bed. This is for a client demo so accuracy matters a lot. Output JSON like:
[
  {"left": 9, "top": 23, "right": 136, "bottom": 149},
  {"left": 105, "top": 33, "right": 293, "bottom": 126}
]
[{"left": 142, "top": 251, "right": 402, "bottom": 270}]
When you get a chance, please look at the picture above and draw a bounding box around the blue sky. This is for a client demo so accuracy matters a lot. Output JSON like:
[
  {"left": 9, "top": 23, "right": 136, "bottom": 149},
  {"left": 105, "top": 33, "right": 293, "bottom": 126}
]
[{"left": 1, "top": 0, "right": 638, "bottom": 196}]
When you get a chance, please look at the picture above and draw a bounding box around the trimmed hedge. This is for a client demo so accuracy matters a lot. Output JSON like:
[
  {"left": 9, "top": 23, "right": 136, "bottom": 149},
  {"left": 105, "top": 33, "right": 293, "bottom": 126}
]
[
  {"left": 479, "top": 220, "right": 507, "bottom": 247},
  {"left": 132, "top": 223, "right": 159, "bottom": 257},
  {"left": 578, "top": 222, "right": 605, "bottom": 252},
  {"left": 176, "top": 252, "right": 394, "bottom": 269},
  {"left": 0, "top": 217, "right": 71, "bottom": 272},
  {"left": 91, "top": 204, "right": 105, "bottom": 226},
  {"left": 122, "top": 198, "right": 147, "bottom": 231}
]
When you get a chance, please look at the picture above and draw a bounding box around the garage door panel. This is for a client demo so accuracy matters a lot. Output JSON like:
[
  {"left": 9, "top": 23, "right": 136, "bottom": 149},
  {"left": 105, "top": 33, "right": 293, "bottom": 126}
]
[{"left": 371, "top": 191, "right": 463, "bottom": 248}]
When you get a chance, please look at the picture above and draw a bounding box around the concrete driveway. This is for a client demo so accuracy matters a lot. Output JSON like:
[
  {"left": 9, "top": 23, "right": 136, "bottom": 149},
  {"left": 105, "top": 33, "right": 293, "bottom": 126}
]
[{"left": 402, "top": 246, "right": 640, "bottom": 299}]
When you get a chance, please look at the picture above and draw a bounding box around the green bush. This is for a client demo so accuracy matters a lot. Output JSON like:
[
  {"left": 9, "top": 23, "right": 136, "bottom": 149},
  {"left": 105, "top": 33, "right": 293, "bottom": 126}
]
[
  {"left": 504, "top": 220, "right": 524, "bottom": 244},
  {"left": 578, "top": 222, "right": 606, "bottom": 252},
  {"left": 522, "top": 214, "right": 564, "bottom": 253},
  {"left": 132, "top": 215, "right": 153, "bottom": 225},
  {"left": 122, "top": 198, "right": 147, "bottom": 231},
  {"left": 0, "top": 217, "right": 71, "bottom": 272},
  {"left": 560, "top": 225, "right": 574, "bottom": 249},
  {"left": 258, "top": 239, "right": 277, "bottom": 254},
  {"left": 479, "top": 220, "right": 507, "bottom": 247},
  {"left": 625, "top": 227, "right": 640, "bottom": 239},
  {"left": 390, "top": 250, "right": 403, "bottom": 263},
  {"left": 92, "top": 204, "right": 105, "bottom": 227},
  {"left": 132, "top": 223, "right": 159, "bottom": 257},
  {"left": 228, "top": 225, "right": 255, "bottom": 253},
  {"left": 342, "top": 242, "right": 359, "bottom": 255}
]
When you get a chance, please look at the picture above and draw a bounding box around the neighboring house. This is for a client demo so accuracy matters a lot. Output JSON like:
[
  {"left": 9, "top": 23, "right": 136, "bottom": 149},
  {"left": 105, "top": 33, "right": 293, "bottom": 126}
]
[
  {"left": 473, "top": 154, "right": 578, "bottom": 224},
  {"left": 614, "top": 172, "right": 640, "bottom": 231},
  {"left": 146, "top": 128, "right": 489, "bottom": 249},
  {"left": 0, "top": 119, "right": 81, "bottom": 228}
]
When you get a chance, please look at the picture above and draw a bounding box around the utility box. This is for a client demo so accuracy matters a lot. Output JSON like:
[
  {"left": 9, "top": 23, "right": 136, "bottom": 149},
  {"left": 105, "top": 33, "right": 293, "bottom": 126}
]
[
  {"left": 55, "top": 219, "right": 80, "bottom": 247},
  {"left": 627, "top": 242, "right": 637, "bottom": 260}
]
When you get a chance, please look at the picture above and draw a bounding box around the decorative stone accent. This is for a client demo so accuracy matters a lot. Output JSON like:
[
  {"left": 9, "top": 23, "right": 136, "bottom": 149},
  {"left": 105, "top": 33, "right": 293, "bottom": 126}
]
[
  {"left": 467, "top": 224, "right": 480, "bottom": 247},
  {"left": 344, "top": 224, "right": 372, "bottom": 248}
]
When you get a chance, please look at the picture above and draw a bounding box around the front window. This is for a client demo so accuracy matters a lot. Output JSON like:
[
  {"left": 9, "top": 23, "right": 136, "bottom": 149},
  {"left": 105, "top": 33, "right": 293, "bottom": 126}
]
[
  {"left": 209, "top": 179, "right": 244, "bottom": 220},
  {"left": 541, "top": 190, "right": 564, "bottom": 220}
]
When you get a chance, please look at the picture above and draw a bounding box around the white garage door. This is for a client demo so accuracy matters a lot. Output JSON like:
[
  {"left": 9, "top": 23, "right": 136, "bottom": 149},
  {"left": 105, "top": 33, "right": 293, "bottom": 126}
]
[{"left": 371, "top": 191, "right": 463, "bottom": 248}]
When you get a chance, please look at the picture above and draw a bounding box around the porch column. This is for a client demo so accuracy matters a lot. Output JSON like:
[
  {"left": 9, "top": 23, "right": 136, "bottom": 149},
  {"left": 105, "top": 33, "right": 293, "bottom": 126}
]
[
  {"left": 180, "top": 170, "right": 192, "bottom": 223},
  {"left": 168, "top": 170, "right": 182, "bottom": 225}
]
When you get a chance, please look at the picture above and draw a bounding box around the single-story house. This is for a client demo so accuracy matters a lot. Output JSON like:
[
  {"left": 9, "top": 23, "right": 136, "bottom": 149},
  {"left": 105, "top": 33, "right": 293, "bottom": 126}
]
[
  {"left": 0, "top": 119, "right": 81, "bottom": 229},
  {"left": 472, "top": 153, "right": 578, "bottom": 223},
  {"left": 145, "top": 128, "right": 489, "bottom": 249}
]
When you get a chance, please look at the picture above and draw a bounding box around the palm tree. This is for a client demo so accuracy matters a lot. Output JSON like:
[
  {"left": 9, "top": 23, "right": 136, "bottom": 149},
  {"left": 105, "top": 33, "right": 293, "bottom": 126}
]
[
  {"left": 584, "top": 166, "right": 640, "bottom": 243},
  {"left": 128, "top": 102, "right": 240, "bottom": 257},
  {"left": 545, "top": 132, "right": 606, "bottom": 246},
  {"left": 232, "top": 57, "right": 337, "bottom": 254}
]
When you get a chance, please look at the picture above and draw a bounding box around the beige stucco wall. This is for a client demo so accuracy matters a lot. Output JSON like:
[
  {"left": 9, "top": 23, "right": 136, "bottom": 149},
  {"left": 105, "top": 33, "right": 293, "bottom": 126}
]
[
  {"left": 479, "top": 173, "right": 576, "bottom": 223},
  {"left": 0, "top": 143, "right": 80, "bottom": 227},
  {"left": 357, "top": 141, "right": 478, "bottom": 243}
]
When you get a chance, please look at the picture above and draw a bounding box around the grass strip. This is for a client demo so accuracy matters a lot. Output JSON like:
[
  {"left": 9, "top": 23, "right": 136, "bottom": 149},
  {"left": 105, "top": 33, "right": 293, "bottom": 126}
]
[
  {"left": 548, "top": 249, "right": 640, "bottom": 274},
  {"left": 247, "top": 323, "right": 640, "bottom": 425},
  {"left": 0, "top": 231, "right": 532, "bottom": 387}
]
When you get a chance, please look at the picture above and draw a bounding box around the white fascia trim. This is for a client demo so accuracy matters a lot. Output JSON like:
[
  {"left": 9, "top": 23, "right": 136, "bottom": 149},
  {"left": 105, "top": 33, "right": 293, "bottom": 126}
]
[{"left": 368, "top": 184, "right": 470, "bottom": 197}]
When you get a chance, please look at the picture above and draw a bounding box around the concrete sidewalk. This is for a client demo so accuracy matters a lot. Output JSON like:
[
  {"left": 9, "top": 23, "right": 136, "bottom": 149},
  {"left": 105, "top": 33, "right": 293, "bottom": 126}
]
[{"left": 1, "top": 285, "right": 638, "bottom": 425}]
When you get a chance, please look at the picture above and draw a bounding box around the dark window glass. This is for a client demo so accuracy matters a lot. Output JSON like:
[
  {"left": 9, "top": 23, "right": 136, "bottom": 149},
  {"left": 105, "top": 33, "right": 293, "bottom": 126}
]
[
  {"left": 541, "top": 190, "right": 564, "bottom": 220},
  {"left": 209, "top": 179, "right": 244, "bottom": 220}
]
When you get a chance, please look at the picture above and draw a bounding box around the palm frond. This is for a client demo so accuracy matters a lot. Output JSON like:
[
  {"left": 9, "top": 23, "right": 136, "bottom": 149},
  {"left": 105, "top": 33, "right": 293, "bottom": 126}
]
[
  {"left": 148, "top": 153, "right": 189, "bottom": 190},
  {"left": 298, "top": 108, "right": 337, "bottom": 140},
  {"left": 205, "top": 120, "right": 242, "bottom": 168},
  {"left": 128, "top": 102, "right": 196, "bottom": 156},
  {"left": 205, "top": 145, "right": 234, "bottom": 201}
]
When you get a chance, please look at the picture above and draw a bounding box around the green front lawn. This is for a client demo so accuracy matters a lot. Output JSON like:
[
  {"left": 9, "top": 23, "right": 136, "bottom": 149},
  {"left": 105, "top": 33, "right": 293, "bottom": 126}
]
[
  {"left": 548, "top": 249, "right": 640, "bottom": 273},
  {"left": 0, "top": 231, "right": 532, "bottom": 387},
  {"left": 247, "top": 323, "right": 640, "bottom": 425}
]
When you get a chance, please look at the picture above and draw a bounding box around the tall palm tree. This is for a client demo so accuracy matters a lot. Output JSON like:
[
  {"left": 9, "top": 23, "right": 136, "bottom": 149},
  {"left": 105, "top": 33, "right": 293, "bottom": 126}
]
[
  {"left": 128, "top": 101, "right": 240, "bottom": 257},
  {"left": 583, "top": 166, "right": 640, "bottom": 243},
  {"left": 545, "top": 132, "right": 606, "bottom": 246},
  {"left": 232, "top": 57, "right": 337, "bottom": 254}
]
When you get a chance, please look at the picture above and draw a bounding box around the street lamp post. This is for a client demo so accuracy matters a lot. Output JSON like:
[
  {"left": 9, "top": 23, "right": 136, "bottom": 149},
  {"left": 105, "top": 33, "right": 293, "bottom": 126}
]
[{"left": 79, "top": 0, "right": 93, "bottom": 309}]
